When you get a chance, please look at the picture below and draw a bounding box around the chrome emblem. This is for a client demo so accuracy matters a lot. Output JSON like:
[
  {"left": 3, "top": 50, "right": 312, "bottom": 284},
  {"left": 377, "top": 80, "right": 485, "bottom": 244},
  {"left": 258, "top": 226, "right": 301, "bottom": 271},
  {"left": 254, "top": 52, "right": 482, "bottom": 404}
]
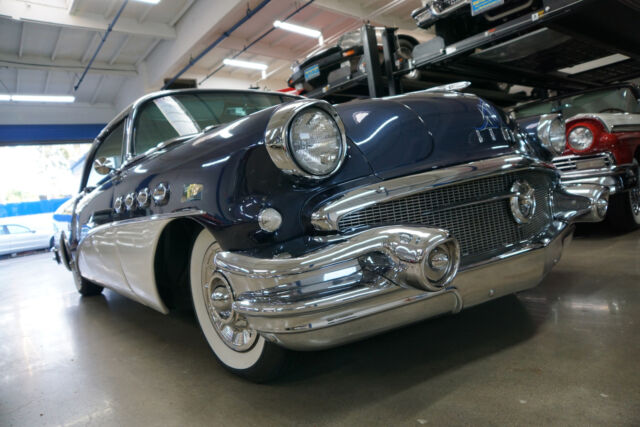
[
  {"left": 510, "top": 180, "right": 536, "bottom": 224},
  {"left": 182, "top": 183, "right": 203, "bottom": 202}
]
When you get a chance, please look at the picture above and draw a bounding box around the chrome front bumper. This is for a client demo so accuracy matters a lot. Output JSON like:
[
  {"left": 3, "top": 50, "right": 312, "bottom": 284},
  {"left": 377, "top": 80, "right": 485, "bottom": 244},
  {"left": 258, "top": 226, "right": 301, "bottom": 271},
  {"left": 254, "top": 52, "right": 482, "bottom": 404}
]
[
  {"left": 558, "top": 163, "right": 639, "bottom": 195},
  {"left": 215, "top": 222, "right": 575, "bottom": 351},
  {"left": 213, "top": 179, "right": 604, "bottom": 350}
]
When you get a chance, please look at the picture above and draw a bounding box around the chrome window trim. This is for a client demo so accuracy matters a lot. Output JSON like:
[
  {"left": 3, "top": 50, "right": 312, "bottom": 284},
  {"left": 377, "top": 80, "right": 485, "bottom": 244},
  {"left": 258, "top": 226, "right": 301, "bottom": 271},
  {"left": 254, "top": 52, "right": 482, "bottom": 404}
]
[
  {"left": 79, "top": 209, "right": 206, "bottom": 244},
  {"left": 311, "top": 154, "right": 556, "bottom": 231},
  {"left": 264, "top": 99, "right": 348, "bottom": 181}
]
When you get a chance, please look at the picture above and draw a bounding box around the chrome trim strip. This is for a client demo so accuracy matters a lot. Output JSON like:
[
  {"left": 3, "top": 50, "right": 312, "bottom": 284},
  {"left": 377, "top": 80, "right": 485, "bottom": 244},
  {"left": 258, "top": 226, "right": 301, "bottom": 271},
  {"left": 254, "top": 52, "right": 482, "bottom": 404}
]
[
  {"left": 552, "top": 152, "right": 614, "bottom": 172},
  {"left": 311, "top": 155, "right": 555, "bottom": 231},
  {"left": 79, "top": 209, "right": 205, "bottom": 243}
]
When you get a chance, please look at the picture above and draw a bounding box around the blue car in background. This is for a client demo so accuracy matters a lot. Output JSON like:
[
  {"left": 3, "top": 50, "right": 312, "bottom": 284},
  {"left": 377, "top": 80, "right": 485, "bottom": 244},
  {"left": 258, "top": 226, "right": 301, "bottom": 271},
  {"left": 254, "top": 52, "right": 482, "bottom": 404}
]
[{"left": 53, "top": 87, "right": 607, "bottom": 381}]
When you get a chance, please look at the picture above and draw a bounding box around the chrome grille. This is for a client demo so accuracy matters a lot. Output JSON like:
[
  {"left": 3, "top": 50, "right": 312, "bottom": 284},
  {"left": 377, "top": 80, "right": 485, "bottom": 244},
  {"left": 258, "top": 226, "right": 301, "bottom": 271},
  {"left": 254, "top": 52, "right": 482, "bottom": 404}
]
[
  {"left": 337, "top": 171, "right": 554, "bottom": 264},
  {"left": 552, "top": 153, "right": 613, "bottom": 172}
]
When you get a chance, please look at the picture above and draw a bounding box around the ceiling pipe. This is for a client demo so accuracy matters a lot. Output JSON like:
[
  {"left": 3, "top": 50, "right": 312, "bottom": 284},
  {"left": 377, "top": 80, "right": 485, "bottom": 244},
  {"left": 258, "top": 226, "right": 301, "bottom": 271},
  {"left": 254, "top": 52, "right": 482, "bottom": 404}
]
[
  {"left": 74, "top": 0, "right": 129, "bottom": 91},
  {"left": 163, "top": 0, "right": 272, "bottom": 89},
  {"left": 199, "top": 0, "right": 315, "bottom": 86}
]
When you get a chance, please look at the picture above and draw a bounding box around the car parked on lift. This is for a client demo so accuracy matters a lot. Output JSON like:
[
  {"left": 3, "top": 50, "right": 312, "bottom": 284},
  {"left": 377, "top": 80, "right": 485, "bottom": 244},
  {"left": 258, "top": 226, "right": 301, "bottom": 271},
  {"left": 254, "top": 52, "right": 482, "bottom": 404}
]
[
  {"left": 287, "top": 27, "right": 418, "bottom": 94},
  {"left": 0, "top": 223, "right": 53, "bottom": 257},
  {"left": 514, "top": 84, "right": 640, "bottom": 230},
  {"left": 411, "top": 0, "right": 543, "bottom": 44},
  {"left": 54, "top": 87, "right": 607, "bottom": 381}
]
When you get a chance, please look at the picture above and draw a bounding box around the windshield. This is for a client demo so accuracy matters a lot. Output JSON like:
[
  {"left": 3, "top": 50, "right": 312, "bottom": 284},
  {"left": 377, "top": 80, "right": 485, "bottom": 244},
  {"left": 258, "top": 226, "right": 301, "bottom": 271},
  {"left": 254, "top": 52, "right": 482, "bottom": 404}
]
[
  {"left": 514, "top": 87, "right": 640, "bottom": 119},
  {"left": 134, "top": 91, "right": 293, "bottom": 155}
]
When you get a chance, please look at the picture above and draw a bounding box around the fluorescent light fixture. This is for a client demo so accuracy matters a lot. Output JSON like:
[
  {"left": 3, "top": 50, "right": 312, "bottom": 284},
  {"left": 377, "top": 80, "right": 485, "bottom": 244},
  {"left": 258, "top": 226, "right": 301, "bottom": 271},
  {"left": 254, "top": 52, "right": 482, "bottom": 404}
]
[
  {"left": 223, "top": 59, "right": 268, "bottom": 80},
  {"left": 222, "top": 58, "right": 268, "bottom": 70},
  {"left": 558, "top": 54, "right": 630, "bottom": 75},
  {"left": 10, "top": 95, "right": 75, "bottom": 103},
  {"left": 274, "top": 20, "right": 322, "bottom": 39},
  {"left": 0, "top": 94, "right": 10, "bottom": 101},
  {"left": 133, "top": 0, "right": 161, "bottom": 4}
]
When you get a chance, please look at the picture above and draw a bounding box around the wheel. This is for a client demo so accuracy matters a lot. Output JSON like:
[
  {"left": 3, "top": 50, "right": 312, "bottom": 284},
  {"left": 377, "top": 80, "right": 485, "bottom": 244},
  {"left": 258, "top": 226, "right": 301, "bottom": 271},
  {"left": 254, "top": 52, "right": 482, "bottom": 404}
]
[
  {"left": 72, "top": 265, "right": 104, "bottom": 296},
  {"left": 189, "top": 228, "right": 288, "bottom": 382},
  {"left": 606, "top": 172, "right": 640, "bottom": 232},
  {"left": 396, "top": 36, "right": 417, "bottom": 61}
]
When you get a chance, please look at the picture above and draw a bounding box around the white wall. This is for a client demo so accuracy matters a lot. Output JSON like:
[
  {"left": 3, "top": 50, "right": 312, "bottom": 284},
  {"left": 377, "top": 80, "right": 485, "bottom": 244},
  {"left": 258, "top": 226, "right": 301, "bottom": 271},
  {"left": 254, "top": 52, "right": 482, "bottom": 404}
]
[{"left": 0, "top": 102, "right": 117, "bottom": 125}]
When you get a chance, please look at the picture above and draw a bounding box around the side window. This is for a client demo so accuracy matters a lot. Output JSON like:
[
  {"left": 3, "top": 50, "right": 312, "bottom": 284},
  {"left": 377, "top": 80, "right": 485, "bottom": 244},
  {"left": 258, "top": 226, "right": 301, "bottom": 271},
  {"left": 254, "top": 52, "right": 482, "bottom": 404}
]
[
  {"left": 0, "top": 226, "right": 8, "bottom": 235},
  {"left": 7, "top": 225, "right": 30, "bottom": 234},
  {"left": 134, "top": 97, "right": 199, "bottom": 155},
  {"left": 86, "top": 121, "right": 125, "bottom": 189}
]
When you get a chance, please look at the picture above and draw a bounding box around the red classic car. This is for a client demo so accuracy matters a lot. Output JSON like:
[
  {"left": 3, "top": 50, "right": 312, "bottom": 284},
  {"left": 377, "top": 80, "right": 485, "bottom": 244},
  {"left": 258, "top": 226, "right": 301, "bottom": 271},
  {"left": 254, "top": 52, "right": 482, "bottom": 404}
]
[{"left": 514, "top": 84, "right": 640, "bottom": 230}]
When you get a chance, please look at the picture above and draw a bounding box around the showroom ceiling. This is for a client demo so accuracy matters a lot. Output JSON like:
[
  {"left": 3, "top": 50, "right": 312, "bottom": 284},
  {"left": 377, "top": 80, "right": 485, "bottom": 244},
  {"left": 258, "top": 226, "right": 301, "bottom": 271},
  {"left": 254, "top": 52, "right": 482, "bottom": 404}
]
[
  {"left": 0, "top": 0, "right": 193, "bottom": 105},
  {"left": 0, "top": 0, "right": 428, "bottom": 108}
]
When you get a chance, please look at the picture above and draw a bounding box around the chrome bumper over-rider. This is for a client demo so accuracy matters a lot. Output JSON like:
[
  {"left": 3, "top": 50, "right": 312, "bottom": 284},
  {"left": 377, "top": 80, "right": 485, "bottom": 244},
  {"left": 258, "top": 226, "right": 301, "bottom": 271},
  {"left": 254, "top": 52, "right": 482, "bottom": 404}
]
[{"left": 212, "top": 155, "right": 608, "bottom": 351}]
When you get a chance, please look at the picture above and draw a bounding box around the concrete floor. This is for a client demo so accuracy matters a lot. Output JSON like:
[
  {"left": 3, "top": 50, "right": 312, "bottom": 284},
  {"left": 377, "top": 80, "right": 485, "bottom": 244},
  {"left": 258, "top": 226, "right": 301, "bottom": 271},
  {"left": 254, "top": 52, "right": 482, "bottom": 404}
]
[{"left": 1, "top": 226, "right": 639, "bottom": 426}]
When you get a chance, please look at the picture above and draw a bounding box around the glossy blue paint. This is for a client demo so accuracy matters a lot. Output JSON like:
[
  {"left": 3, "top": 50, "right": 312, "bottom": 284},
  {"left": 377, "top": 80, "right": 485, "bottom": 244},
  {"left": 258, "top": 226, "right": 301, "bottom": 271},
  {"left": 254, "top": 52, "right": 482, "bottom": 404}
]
[{"left": 336, "top": 92, "right": 518, "bottom": 180}]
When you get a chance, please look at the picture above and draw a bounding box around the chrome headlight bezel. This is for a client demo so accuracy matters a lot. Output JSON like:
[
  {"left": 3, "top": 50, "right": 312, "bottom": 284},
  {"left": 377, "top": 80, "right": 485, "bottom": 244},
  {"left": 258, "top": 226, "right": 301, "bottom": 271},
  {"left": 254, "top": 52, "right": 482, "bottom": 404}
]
[
  {"left": 567, "top": 125, "right": 594, "bottom": 151},
  {"left": 536, "top": 114, "right": 566, "bottom": 155},
  {"left": 265, "top": 99, "right": 347, "bottom": 181}
]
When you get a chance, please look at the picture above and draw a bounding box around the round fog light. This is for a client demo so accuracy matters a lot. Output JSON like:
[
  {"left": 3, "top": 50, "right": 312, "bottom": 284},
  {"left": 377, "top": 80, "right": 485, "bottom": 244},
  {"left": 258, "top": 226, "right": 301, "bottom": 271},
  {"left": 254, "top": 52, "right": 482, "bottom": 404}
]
[
  {"left": 424, "top": 244, "right": 453, "bottom": 283},
  {"left": 428, "top": 246, "right": 450, "bottom": 273},
  {"left": 258, "top": 208, "right": 282, "bottom": 232}
]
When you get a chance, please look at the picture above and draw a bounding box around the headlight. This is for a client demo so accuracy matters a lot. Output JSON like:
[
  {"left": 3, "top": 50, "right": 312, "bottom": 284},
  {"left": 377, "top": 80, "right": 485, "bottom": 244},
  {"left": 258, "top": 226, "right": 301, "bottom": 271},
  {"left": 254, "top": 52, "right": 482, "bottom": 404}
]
[
  {"left": 537, "top": 114, "right": 566, "bottom": 155},
  {"left": 289, "top": 108, "right": 342, "bottom": 176},
  {"left": 265, "top": 99, "right": 347, "bottom": 180},
  {"left": 568, "top": 126, "right": 594, "bottom": 151}
]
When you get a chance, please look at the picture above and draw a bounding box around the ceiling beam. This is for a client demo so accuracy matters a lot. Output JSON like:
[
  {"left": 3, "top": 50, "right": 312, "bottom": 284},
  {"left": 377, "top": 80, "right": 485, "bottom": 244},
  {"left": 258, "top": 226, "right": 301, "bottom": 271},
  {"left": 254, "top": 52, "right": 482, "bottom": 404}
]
[
  {"left": 312, "top": 0, "right": 416, "bottom": 30},
  {"left": 135, "top": 38, "right": 161, "bottom": 67},
  {"left": 0, "top": 0, "right": 176, "bottom": 39},
  {"left": 0, "top": 52, "right": 138, "bottom": 77},
  {"left": 18, "top": 22, "right": 26, "bottom": 57},
  {"left": 51, "top": 28, "right": 64, "bottom": 61},
  {"left": 91, "top": 75, "right": 105, "bottom": 104},
  {"left": 169, "top": 0, "right": 196, "bottom": 27},
  {"left": 81, "top": 32, "right": 101, "bottom": 64},
  {"left": 44, "top": 70, "right": 52, "bottom": 93},
  {"left": 139, "top": 5, "right": 153, "bottom": 23},
  {"left": 104, "top": 1, "right": 120, "bottom": 20},
  {"left": 109, "top": 34, "right": 130, "bottom": 65},
  {"left": 67, "top": 0, "right": 80, "bottom": 15}
]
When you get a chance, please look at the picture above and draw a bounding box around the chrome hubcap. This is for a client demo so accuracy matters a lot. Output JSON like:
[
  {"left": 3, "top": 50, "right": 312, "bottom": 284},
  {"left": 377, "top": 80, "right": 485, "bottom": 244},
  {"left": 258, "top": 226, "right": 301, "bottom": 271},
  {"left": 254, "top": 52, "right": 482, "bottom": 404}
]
[{"left": 201, "top": 244, "right": 257, "bottom": 352}]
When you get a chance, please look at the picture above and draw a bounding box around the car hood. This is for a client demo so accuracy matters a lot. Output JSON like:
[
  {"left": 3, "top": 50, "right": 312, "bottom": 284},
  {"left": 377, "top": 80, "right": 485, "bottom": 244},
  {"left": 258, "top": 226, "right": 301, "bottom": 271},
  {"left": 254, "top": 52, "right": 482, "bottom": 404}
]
[{"left": 336, "top": 91, "right": 519, "bottom": 180}]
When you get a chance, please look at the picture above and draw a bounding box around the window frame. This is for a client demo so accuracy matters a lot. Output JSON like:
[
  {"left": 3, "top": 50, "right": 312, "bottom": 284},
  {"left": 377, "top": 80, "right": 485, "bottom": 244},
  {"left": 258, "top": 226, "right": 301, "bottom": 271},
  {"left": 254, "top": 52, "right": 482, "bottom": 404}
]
[
  {"left": 6, "top": 224, "right": 31, "bottom": 234},
  {"left": 80, "top": 117, "right": 128, "bottom": 192},
  {"left": 126, "top": 90, "right": 298, "bottom": 165}
]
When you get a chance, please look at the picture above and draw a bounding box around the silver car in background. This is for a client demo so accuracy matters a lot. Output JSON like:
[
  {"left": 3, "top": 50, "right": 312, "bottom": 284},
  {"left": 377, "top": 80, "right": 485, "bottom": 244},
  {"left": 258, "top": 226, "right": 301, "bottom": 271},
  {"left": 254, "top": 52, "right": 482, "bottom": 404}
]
[{"left": 0, "top": 224, "right": 53, "bottom": 256}]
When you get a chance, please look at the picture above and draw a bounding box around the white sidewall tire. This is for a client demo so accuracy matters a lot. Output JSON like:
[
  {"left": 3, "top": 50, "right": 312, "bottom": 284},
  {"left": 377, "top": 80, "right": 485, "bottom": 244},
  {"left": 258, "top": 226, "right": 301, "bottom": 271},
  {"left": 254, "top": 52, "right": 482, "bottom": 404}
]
[{"left": 190, "top": 228, "right": 266, "bottom": 371}]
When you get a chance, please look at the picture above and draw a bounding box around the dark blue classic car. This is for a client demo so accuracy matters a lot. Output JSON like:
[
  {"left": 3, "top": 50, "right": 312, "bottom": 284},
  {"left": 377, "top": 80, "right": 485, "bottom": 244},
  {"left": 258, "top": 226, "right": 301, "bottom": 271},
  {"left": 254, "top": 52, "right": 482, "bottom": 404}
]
[{"left": 54, "top": 88, "right": 608, "bottom": 381}]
